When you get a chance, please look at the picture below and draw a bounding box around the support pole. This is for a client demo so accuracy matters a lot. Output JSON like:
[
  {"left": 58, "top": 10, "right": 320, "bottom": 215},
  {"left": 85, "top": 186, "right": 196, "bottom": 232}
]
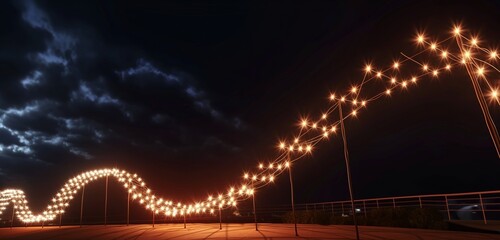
[
  {"left": 219, "top": 208, "right": 222, "bottom": 230},
  {"left": 456, "top": 35, "right": 500, "bottom": 159},
  {"left": 42, "top": 220, "right": 44, "bottom": 229},
  {"left": 10, "top": 204, "right": 15, "bottom": 229},
  {"left": 252, "top": 181, "right": 258, "bottom": 231},
  {"left": 80, "top": 185, "right": 85, "bottom": 227},
  {"left": 105, "top": 175, "right": 108, "bottom": 226},
  {"left": 393, "top": 198, "right": 396, "bottom": 209},
  {"left": 152, "top": 210, "right": 155, "bottom": 228},
  {"left": 183, "top": 212, "right": 186, "bottom": 229},
  {"left": 419, "top": 197, "right": 422, "bottom": 209},
  {"left": 479, "top": 194, "right": 488, "bottom": 224},
  {"left": 127, "top": 192, "right": 130, "bottom": 226},
  {"left": 287, "top": 159, "right": 298, "bottom": 236},
  {"left": 376, "top": 200, "right": 379, "bottom": 209},
  {"left": 338, "top": 100, "right": 360, "bottom": 240},
  {"left": 59, "top": 214, "right": 62, "bottom": 228}
]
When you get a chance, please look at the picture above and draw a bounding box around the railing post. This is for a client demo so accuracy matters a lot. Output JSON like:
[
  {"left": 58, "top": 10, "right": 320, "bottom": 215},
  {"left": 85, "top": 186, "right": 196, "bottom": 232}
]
[
  {"left": 445, "top": 195, "right": 451, "bottom": 221},
  {"left": 331, "top": 203, "right": 334, "bottom": 216},
  {"left": 363, "top": 201, "right": 367, "bottom": 218},
  {"left": 341, "top": 202, "right": 344, "bottom": 215},
  {"left": 392, "top": 198, "right": 396, "bottom": 209},
  {"left": 376, "top": 200, "right": 379, "bottom": 209},
  {"left": 419, "top": 197, "right": 422, "bottom": 208},
  {"left": 479, "top": 194, "right": 488, "bottom": 224}
]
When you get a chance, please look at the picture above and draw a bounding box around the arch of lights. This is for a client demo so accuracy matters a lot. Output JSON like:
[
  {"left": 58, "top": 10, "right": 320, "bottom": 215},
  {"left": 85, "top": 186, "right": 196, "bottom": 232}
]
[{"left": 1, "top": 24, "right": 499, "bottom": 224}]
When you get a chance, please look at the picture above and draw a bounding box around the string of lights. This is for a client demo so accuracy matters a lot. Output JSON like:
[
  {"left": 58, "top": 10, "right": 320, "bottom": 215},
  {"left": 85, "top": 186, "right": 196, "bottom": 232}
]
[{"left": 0, "top": 24, "right": 498, "bottom": 224}]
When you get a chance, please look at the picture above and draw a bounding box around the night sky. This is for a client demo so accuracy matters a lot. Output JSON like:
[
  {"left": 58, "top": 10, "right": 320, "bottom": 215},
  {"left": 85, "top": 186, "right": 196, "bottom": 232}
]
[{"left": 1, "top": 0, "right": 500, "bottom": 214}]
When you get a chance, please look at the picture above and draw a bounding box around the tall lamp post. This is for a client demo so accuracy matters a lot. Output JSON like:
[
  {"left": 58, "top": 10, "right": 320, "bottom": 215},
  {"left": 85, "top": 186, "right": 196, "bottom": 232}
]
[
  {"left": 286, "top": 155, "right": 298, "bottom": 237},
  {"left": 338, "top": 100, "right": 360, "bottom": 240}
]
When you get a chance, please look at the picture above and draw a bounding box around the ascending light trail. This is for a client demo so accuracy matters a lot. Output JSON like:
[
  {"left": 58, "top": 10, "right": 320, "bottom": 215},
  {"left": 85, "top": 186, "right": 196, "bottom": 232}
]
[{"left": 0, "top": 24, "right": 498, "bottom": 225}]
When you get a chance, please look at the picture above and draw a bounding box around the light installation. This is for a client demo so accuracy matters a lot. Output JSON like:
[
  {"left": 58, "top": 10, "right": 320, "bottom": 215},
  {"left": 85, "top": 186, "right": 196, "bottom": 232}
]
[{"left": 0, "top": 24, "right": 499, "bottom": 225}]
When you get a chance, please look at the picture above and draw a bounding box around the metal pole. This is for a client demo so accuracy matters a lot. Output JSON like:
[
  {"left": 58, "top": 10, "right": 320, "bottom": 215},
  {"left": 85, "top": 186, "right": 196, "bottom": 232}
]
[
  {"left": 152, "top": 210, "right": 155, "bottom": 228},
  {"left": 338, "top": 100, "right": 360, "bottom": 240},
  {"left": 41, "top": 220, "right": 44, "bottom": 229},
  {"left": 183, "top": 212, "right": 186, "bottom": 229},
  {"left": 59, "top": 213, "right": 62, "bottom": 228},
  {"left": 392, "top": 198, "right": 396, "bottom": 209},
  {"left": 331, "top": 203, "right": 334, "bottom": 216},
  {"left": 419, "top": 197, "right": 422, "bottom": 209},
  {"left": 219, "top": 208, "right": 222, "bottom": 230},
  {"left": 105, "top": 175, "right": 108, "bottom": 226},
  {"left": 456, "top": 35, "right": 500, "bottom": 159},
  {"left": 10, "top": 204, "right": 15, "bottom": 229},
  {"left": 376, "top": 200, "right": 379, "bottom": 209},
  {"left": 479, "top": 194, "right": 488, "bottom": 224},
  {"left": 342, "top": 202, "right": 344, "bottom": 215},
  {"left": 127, "top": 192, "right": 130, "bottom": 226},
  {"left": 445, "top": 196, "right": 451, "bottom": 221},
  {"left": 80, "top": 185, "right": 85, "bottom": 227},
  {"left": 252, "top": 181, "right": 258, "bottom": 231},
  {"left": 288, "top": 160, "right": 299, "bottom": 236}
]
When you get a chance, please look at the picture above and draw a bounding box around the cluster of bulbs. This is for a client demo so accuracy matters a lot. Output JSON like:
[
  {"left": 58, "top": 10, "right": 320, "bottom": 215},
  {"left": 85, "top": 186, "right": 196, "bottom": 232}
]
[{"left": 0, "top": 25, "right": 498, "bottom": 224}]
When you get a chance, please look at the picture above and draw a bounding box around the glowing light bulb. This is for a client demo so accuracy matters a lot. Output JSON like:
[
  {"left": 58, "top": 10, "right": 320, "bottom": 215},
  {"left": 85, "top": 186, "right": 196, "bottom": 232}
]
[
  {"left": 490, "top": 51, "right": 497, "bottom": 59},
  {"left": 477, "top": 67, "right": 484, "bottom": 76},
  {"left": 491, "top": 89, "right": 499, "bottom": 99},
  {"left": 393, "top": 62, "right": 399, "bottom": 69},
  {"left": 391, "top": 78, "right": 396, "bottom": 84},
  {"left": 441, "top": 51, "right": 448, "bottom": 58},
  {"left": 446, "top": 64, "right": 451, "bottom": 70},
  {"left": 422, "top": 64, "right": 428, "bottom": 71},
  {"left": 430, "top": 43, "right": 437, "bottom": 50},
  {"left": 365, "top": 65, "right": 371, "bottom": 72},
  {"left": 351, "top": 87, "right": 357, "bottom": 93},
  {"left": 432, "top": 70, "right": 438, "bottom": 76},
  {"left": 411, "top": 77, "right": 417, "bottom": 83},
  {"left": 258, "top": 163, "right": 263, "bottom": 169},
  {"left": 464, "top": 50, "right": 471, "bottom": 59},
  {"left": 471, "top": 38, "right": 478, "bottom": 46},
  {"left": 329, "top": 94, "right": 335, "bottom": 100},
  {"left": 243, "top": 173, "right": 249, "bottom": 179},
  {"left": 279, "top": 142, "right": 285, "bottom": 149},
  {"left": 454, "top": 26, "right": 461, "bottom": 36},
  {"left": 376, "top": 72, "right": 382, "bottom": 78},
  {"left": 322, "top": 114, "right": 327, "bottom": 119},
  {"left": 385, "top": 89, "right": 391, "bottom": 95},
  {"left": 301, "top": 120, "right": 307, "bottom": 127},
  {"left": 417, "top": 34, "right": 424, "bottom": 43}
]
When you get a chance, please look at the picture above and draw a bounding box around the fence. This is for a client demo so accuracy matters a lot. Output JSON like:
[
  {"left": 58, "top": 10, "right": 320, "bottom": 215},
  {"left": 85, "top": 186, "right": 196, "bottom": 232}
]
[{"left": 294, "top": 190, "right": 500, "bottom": 224}]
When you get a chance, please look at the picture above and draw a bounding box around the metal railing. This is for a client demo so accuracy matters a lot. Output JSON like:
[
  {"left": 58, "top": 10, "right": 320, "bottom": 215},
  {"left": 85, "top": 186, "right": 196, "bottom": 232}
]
[{"left": 294, "top": 190, "right": 500, "bottom": 224}]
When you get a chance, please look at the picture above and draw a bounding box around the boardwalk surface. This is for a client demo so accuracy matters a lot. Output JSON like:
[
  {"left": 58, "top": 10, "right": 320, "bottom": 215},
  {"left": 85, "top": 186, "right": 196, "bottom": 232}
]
[{"left": 1, "top": 223, "right": 499, "bottom": 240}]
